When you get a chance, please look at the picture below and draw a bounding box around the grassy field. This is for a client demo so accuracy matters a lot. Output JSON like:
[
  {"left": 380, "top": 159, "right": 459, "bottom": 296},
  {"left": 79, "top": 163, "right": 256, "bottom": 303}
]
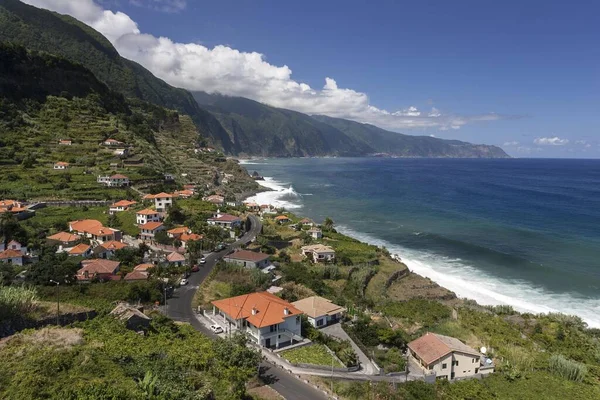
[{"left": 280, "top": 344, "right": 343, "bottom": 367}]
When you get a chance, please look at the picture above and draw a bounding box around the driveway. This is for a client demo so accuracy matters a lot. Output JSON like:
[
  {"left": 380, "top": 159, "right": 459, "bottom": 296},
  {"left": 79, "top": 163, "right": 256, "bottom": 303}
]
[{"left": 321, "top": 323, "right": 377, "bottom": 375}]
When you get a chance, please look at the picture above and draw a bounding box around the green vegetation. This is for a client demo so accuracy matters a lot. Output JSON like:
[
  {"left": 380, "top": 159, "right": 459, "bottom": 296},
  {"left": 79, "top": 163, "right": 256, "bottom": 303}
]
[
  {"left": 0, "top": 285, "right": 37, "bottom": 321},
  {"left": 280, "top": 344, "right": 343, "bottom": 367},
  {"left": 0, "top": 316, "right": 261, "bottom": 399},
  {"left": 381, "top": 298, "right": 452, "bottom": 328},
  {"left": 549, "top": 354, "right": 588, "bottom": 382}
]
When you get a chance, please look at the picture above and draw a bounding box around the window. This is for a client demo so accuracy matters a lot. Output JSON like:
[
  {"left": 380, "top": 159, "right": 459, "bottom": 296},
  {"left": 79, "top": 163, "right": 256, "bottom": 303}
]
[
  {"left": 475, "top": 368, "right": 479, "bottom": 374},
  {"left": 317, "top": 318, "right": 324, "bottom": 326},
  {"left": 296, "top": 316, "right": 300, "bottom": 324},
  {"left": 269, "top": 325, "right": 277, "bottom": 333},
  {"left": 453, "top": 360, "right": 459, "bottom": 366},
  {"left": 442, "top": 363, "right": 447, "bottom": 369},
  {"left": 428, "top": 365, "right": 433, "bottom": 370}
]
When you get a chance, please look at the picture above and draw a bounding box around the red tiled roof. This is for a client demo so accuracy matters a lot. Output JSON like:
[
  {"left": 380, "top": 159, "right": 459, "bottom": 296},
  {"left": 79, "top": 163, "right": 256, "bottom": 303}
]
[
  {"left": 212, "top": 292, "right": 303, "bottom": 328},
  {"left": 110, "top": 174, "right": 128, "bottom": 179},
  {"left": 124, "top": 271, "right": 149, "bottom": 281},
  {"left": 136, "top": 208, "right": 159, "bottom": 215},
  {"left": 68, "top": 243, "right": 91, "bottom": 255},
  {"left": 140, "top": 221, "right": 163, "bottom": 230},
  {"left": 100, "top": 241, "right": 127, "bottom": 251},
  {"left": 152, "top": 192, "right": 174, "bottom": 198},
  {"left": 407, "top": 333, "right": 480, "bottom": 365},
  {"left": 54, "top": 162, "right": 69, "bottom": 166},
  {"left": 134, "top": 263, "right": 155, "bottom": 272},
  {"left": 180, "top": 233, "right": 203, "bottom": 242},
  {"left": 208, "top": 214, "right": 240, "bottom": 222},
  {"left": 225, "top": 250, "right": 270, "bottom": 263},
  {"left": 0, "top": 249, "right": 23, "bottom": 259},
  {"left": 275, "top": 215, "right": 290, "bottom": 220},
  {"left": 167, "top": 226, "right": 190, "bottom": 235},
  {"left": 166, "top": 252, "right": 186, "bottom": 262},
  {"left": 78, "top": 259, "right": 120, "bottom": 277},
  {"left": 70, "top": 219, "right": 103, "bottom": 233},
  {"left": 111, "top": 200, "right": 137, "bottom": 207},
  {"left": 47, "top": 232, "right": 81, "bottom": 243}
]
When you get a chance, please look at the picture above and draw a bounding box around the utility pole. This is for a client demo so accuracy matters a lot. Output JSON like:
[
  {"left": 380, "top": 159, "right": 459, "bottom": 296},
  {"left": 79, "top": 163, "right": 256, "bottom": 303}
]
[
  {"left": 331, "top": 352, "right": 334, "bottom": 395},
  {"left": 49, "top": 280, "right": 60, "bottom": 325},
  {"left": 164, "top": 285, "right": 168, "bottom": 310}
]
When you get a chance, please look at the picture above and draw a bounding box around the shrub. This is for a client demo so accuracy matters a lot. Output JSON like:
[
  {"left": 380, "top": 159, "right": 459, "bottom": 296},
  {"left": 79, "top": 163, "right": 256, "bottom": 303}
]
[
  {"left": 0, "top": 286, "right": 38, "bottom": 321},
  {"left": 549, "top": 354, "right": 587, "bottom": 382}
]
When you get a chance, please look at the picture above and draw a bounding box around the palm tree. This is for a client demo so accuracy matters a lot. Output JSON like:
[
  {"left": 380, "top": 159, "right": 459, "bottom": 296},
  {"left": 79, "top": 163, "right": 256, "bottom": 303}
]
[{"left": 322, "top": 217, "right": 334, "bottom": 231}]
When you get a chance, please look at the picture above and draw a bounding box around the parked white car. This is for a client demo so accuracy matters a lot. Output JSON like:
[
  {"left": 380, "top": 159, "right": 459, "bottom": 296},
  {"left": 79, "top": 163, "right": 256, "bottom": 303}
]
[
  {"left": 210, "top": 324, "right": 223, "bottom": 334},
  {"left": 180, "top": 278, "right": 188, "bottom": 286},
  {"left": 200, "top": 256, "right": 206, "bottom": 264}
]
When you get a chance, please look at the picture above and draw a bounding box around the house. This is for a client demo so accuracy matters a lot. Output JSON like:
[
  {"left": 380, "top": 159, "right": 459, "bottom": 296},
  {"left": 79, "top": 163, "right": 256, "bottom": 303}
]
[
  {"left": 140, "top": 222, "right": 165, "bottom": 241},
  {"left": 1, "top": 240, "right": 26, "bottom": 254},
  {"left": 260, "top": 204, "right": 277, "bottom": 216},
  {"left": 167, "top": 226, "right": 190, "bottom": 239},
  {"left": 69, "top": 219, "right": 122, "bottom": 243},
  {"left": 136, "top": 209, "right": 161, "bottom": 225},
  {"left": 244, "top": 202, "right": 260, "bottom": 212},
  {"left": 301, "top": 244, "right": 336, "bottom": 263},
  {"left": 109, "top": 200, "right": 137, "bottom": 214},
  {"left": 207, "top": 211, "right": 241, "bottom": 229},
  {"left": 113, "top": 148, "right": 129, "bottom": 157},
  {"left": 0, "top": 200, "right": 23, "bottom": 209},
  {"left": 58, "top": 139, "right": 72, "bottom": 145},
  {"left": 53, "top": 161, "right": 69, "bottom": 170},
  {"left": 180, "top": 233, "right": 203, "bottom": 248},
  {"left": 149, "top": 192, "right": 173, "bottom": 212},
  {"left": 275, "top": 215, "right": 291, "bottom": 224},
  {"left": 134, "top": 263, "right": 155, "bottom": 272},
  {"left": 203, "top": 194, "right": 224, "bottom": 205},
  {"left": 164, "top": 173, "right": 175, "bottom": 181},
  {"left": 124, "top": 270, "right": 149, "bottom": 281},
  {"left": 407, "top": 332, "right": 494, "bottom": 380},
  {"left": 173, "top": 189, "right": 194, "bottom": 199},
  {"left": 183, "top": 184, "right": 197, "bottom": 192},
  {"left": 0, "top": 249, "right": 24, "bottom": 266},
  {"left": 47, "top": 232, "right": 81, "bottom": 247},
  {"left": 93, "top": 241, "right": 127, "bottom": 259},
  {"left": 102, "top": 138, "right": 124, "bottom": 146},
  {"left": 68, "top": 243, "right": 92, "bottom": 257},
  {"left": 307, "top": 228, "right": 323, "bottom": 239},
  {"left": 0, "top": 200, "right": 32, "bottom": 219},
  {"left": 210, "top": 291, "right": 303, "bottom": 348},
  {"left": 97, "top": 174, "right": 130, "bottom": 187},
  {"left": 300, "top": 218, "right": 314, "bottom": 227},
  {"left": 292, "top": 296, "right": 345, "bottom": 328},
  {"left": 110, "top": 303, "right": 151, "bottom": 330},
  {"left": 166, "top": 251, "right": 186, "bottom": 267},
  {"left": 76, "top": 259, "right": 120, "bottom": 282},
  {"left": 223, "top": 250, "right": 271, "bottom": 269}
]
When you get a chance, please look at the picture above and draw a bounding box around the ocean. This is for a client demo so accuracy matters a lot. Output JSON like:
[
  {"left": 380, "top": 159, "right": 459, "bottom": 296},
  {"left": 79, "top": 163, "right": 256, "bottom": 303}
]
[{"left": 242, "top": 158, "right": 600, "bottom": 328}]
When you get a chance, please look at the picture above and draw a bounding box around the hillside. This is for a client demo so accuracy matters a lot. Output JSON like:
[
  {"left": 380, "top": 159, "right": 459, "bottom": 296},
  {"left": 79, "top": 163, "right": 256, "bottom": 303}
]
[
  {"left": 0, "top": 42, "right": 258, "bottom": 200},
  {"left": 0, "top": 0, "right": 235, "bottom": 152},
  {"left": 312, "top": 115, "right": 510, "bottom": 158}
]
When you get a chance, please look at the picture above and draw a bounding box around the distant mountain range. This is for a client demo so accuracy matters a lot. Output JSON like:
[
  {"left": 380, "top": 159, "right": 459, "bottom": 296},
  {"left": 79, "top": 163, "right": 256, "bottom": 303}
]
[{"left": 0, "top": 0, "right": 509, "bottom": 159}]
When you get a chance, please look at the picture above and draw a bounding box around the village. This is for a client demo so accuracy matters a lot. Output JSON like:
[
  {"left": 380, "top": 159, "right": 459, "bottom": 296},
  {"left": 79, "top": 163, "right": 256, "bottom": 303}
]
[{"left": 0, "top": 164, "right": 496, "bottom": 388}]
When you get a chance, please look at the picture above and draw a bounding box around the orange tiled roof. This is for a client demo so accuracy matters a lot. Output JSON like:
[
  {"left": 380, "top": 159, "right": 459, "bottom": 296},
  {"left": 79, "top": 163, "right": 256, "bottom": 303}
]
[
  {"left": 68, "top": 243, "right": 91, "bottom": 255},
  {"left": 47, "top": 232, "right": 81, "bottom": 242},
  {"left": 152, "top": 192, "right": 174, "bottom": 198},
  {"left": 70, "top": 219, "right": 103, "bottom": 232},
  {"left": 181, "top": 233, "right": 203, "bottom": 242},
  {"left": 136, "top": 208, "right": 159, "bottom": 215},
  {"left": 408, "top": 333, "right": 480, "bottom": 365},
  {"left": 78, "top": 259, "right": 120, "bottom": 276},
  {"left": 0, "top": 249, "right": 23, "bottom": 259},
  {"left": 100, "top": 241, "right": 127, "bottom": 251},
  {"left": 0, "top": 200, "right": 19, "bottom": 207},
  {"left": 54, "top": 161, "right": 69, "bottom": 166},
  {"left": 110, "top": 174, "right": 128, "bottom": 179},
  {"left": 124, "top": 271, "right": 148, "bottom": 281},
  {"left": 167, "top": 226, "right": 190, "bottom": 235},
  {"left": 275, "top": 215, "right": 290, "bottom": 220},
  {"left": 212, "top": 292, "right": 303, "bottom": 328},
  {"left": 140, "top": 221, "right": 163, "bottom": 230},
  {"left": 111, "top": 200, "right": 137, "bottom": 207},
  {"left": 166, "top": 252, "right": 186, "bottom": 262},
  {"left": 86, "top": 226, "right": 115, "bottom": 237},
  {"left": 134, "top": 263, "right": 155, "bottom": 271},
  {"left": 174, "top": 190, "right": 193, "bottom": 198}
]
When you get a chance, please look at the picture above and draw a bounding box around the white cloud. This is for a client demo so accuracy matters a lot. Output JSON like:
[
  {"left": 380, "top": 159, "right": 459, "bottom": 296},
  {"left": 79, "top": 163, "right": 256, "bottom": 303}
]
[
  {"left": 22, "top": 0, "right": 515, "bottom": 131},
  {"left": 129, "top": 0, "right": 187, "bottom": 13},
  {"left": 533, "top": 136, "right": 570, "bottom": 146},
  {"left": 503, "top": 141, "right": 519, "bottom": 146}
]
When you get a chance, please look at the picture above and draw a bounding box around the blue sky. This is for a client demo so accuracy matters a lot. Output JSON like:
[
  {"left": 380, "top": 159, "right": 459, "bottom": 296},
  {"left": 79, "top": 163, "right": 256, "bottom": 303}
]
[{"left": 27, "top": 0, "right": 600, "bottom": 157}]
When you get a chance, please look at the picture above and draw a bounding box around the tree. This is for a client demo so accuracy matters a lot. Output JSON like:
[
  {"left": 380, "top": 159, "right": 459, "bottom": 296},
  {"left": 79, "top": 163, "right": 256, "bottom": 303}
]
[
  {"left": 154, "top": 230, "right": 170, "bottom": 245},
  {"left": 107, "top": 213, "right": 120, "bottom": 228},
  {"left": 322, "top": 217, "right": 334, "bottom": 231},
  {"left": 186, "top": 239, "right": 203, "bottom": 265}
]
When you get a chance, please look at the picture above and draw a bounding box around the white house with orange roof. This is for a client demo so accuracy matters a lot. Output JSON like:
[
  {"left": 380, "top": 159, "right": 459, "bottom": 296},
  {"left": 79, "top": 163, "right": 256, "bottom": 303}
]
[
  {"left": 203, "top": 194, "right": 224, "bottom": 205},
  {"left": 58, "top": 139, "right": 72, "bottom": 145},
  {"left": 69, "top": 219, "right": 122, "bottom": 243},
  {"left": 167, "top": 226, "right": 191, "bottom": 239},
  {"left": 93, "top": 240, "right": 128, "bottom": 259},
  {"left": 97, "top": 174, "right": 130, "bottom": 187},
  {"left": 68, "top": 243, "right": 92, "bottom": 258},
  {"left": 207, "top": 210, "right": 241, "bottom": 230},
  {"left": 151, "top": 192, "right": 173, "bottom": 211},
  {"left": 139, "top": 222, "right": 165, "bottom": 241},
  {"left": 136, "top": 209, "right": 161, "bottom": 225},
  {"left": 173, "top": 190, "right": 194, "bottom": 199},
  {"left": 102, "top": 138, "right": 124, "bottom": 146},
  {"left": 166, "top": 251, "right": 186, "bottom": 267},
  {"left": 47, "top": 232, "right": 81, "bottom": 247},
  {"left": 209, "top": 291, "right": 304, "bottom": 348},
  {"left": 180, "top": 233, "right": 203, "bottom": 248},
  {"left": 109, "top": 200, "right": 137, "bottom": 214},
  {"left": 53, "top": 161, "right": 69, "bottom": 170}
]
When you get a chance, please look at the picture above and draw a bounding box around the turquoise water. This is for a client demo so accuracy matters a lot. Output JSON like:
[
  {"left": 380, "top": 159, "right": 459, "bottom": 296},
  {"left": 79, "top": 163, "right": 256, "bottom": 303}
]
[{"left": 244, "top": 158, "right": 600, "bottom": 327}]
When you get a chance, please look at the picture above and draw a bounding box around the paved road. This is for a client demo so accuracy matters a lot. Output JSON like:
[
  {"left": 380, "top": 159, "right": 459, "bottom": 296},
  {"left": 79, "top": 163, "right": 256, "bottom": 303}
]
[{"left": 166, "top": 215, "right": 328, "bottom": 400}]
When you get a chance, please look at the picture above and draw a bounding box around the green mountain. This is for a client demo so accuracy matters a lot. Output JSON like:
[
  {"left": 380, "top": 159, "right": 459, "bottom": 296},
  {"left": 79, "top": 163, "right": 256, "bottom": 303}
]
[
  {"left": 0, "top": 42, "right": 257, "bottom": 200},
  {"left": 0, "top": 0, "right": 234, "bottom": 151},
  {"left": 312, "top": 115, "right": 510, "bottom": 158},
  {"left": 193, "top": 92, "right": 372, "bottom": 156},
  {"left": 0, "top": 0, "right": 508, "bottom": 159}
]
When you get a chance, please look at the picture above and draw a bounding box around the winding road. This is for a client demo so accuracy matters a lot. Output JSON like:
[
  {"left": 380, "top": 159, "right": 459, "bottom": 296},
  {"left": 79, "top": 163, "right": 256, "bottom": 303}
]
[{"left": 166, "top": 214, "right": 328, "bottom": 400}]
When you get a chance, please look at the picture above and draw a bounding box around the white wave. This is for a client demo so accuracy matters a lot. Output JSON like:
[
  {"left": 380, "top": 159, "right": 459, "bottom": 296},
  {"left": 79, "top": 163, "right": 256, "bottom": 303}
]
[
  {"left": 336, "top": 224, "right": 600, "bottom": 328},
  {"left": 244, "top": 177, "right": 303, "bottom": 210},
  {"left": 238, "top": 159, "right": 266, "bottom": 165}
]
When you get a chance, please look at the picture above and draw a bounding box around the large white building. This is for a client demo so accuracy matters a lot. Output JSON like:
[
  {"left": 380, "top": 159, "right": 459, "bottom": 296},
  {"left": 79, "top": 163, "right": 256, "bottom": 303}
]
[
  {"left": 207, "top": 211, "right": 242, "bottom": 230},
  {"left": 210, "top": 292, "right": 303, "bottom": 349}
]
